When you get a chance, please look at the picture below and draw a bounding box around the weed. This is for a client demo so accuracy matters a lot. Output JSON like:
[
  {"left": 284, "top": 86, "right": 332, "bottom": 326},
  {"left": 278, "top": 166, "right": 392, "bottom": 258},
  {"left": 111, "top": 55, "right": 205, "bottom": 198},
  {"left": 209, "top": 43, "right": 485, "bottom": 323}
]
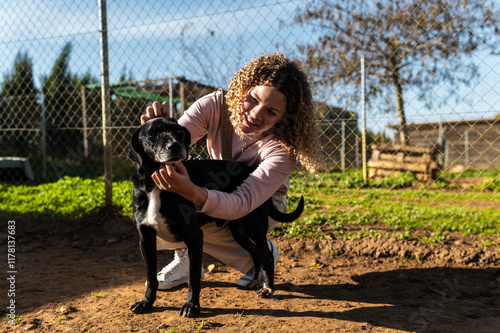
[
  {"left": 422, "top": 232, "right": 448, "bottom": 245},
  {"left": 478, "top": 177, "right": 500, "bottom": 191},
  {"left": 194, "top": 320, "right": 208, "bottom": 329},
  {"left": 162, "top": 327, "right": 185, "bottom": 333},
  {"left": 91, "top": 290, "right": 103, "bottom": 299},
  {"left": 478, "top": 239, "right": 498, "bottom": 248},
  {"left": 394, "top": 230, "right": 412, "bottom": 241},
  {"left": 2, "top": 314, "right": 22, "bottom": 324},
  {"left": 233, "top": 310, "right": 245, "bottom": 318},
  {"left": 269, "top": 229, "right": 281, "bottom": 236}
]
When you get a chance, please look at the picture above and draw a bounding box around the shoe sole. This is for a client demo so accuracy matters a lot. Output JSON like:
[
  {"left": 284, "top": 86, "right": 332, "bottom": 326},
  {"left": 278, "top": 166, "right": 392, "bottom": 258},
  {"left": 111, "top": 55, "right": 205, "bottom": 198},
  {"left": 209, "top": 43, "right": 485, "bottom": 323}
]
[
  {"left": 148, "top": 270, "right": 205, "bottom": 290},
  {"left": 158, "top": 276, "right": 189, "bottom": 290}
]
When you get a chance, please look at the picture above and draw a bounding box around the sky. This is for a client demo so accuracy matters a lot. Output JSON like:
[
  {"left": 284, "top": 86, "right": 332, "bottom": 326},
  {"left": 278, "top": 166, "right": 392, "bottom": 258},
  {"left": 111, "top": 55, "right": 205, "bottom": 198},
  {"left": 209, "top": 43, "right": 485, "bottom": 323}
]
[{"left": 1, "top": 0, "right": 499, "bottom": 136}]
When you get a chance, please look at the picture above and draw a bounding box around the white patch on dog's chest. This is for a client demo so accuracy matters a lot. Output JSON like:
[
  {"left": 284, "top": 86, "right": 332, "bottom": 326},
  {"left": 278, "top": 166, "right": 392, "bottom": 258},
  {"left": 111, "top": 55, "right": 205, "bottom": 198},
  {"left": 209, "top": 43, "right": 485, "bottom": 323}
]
[{"left": 141, "top": 187, "right": 179, "bottom": 242}]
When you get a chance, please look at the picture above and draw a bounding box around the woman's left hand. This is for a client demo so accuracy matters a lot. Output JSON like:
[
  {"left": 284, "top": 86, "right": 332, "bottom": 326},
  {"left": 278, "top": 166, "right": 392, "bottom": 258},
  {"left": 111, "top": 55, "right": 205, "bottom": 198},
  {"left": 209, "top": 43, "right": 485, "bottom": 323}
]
[{"left": 152, "top": 162, "right": 208, "bottom": 207}]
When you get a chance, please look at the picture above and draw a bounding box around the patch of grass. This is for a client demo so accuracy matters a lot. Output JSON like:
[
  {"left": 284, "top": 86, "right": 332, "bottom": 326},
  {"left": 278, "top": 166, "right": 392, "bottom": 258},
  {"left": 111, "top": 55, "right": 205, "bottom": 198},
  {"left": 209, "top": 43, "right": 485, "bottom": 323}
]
[
  {"left": 437, "top": 168, "right": 500, "bottom": 179},
  {"left": 479, "top": 177, "right": 500, "bottom": 191},
  {"left": 1, "top": 171, "right": 498, "bottom": 244},
  {"left": 286, "top": 170, "right": 500, "bottom": 242},
  {"left": 0, "top": 176, "right": 133, "bottom": 219}
]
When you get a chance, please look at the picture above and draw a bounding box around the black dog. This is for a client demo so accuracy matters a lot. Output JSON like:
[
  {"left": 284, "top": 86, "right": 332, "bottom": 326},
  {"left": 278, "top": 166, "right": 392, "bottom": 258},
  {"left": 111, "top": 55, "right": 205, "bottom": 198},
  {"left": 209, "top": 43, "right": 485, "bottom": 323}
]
[{"left": 127, "top": 117, "right": 304, "bottom": 318}]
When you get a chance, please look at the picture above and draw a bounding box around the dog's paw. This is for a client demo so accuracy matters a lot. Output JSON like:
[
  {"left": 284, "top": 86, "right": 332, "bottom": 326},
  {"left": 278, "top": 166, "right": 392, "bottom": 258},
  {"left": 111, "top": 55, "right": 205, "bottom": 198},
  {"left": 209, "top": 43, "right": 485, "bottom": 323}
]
[
  {"left": 129, "top": 300, "right": 153, "bottom": 314},
  {"left": 258, "top": 287, "right": 274, "bottom": 298},
  {"left": 179, "top": 302, "right": 200, "bottom": 318}
]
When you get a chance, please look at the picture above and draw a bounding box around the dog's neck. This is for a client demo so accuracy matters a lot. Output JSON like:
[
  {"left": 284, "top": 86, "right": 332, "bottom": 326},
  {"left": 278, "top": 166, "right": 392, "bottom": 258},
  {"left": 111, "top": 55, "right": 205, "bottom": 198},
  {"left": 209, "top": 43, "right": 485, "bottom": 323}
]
[{"left": 135, "top": 153, "right": 161, "bottom": 175}]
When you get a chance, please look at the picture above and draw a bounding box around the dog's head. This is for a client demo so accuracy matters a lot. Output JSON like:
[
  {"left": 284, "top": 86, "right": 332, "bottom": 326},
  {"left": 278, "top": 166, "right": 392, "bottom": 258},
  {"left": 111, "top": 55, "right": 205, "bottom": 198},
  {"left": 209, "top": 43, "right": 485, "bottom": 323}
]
[{"left": 128, "top": 117, "right": 191, "bottom": 169}]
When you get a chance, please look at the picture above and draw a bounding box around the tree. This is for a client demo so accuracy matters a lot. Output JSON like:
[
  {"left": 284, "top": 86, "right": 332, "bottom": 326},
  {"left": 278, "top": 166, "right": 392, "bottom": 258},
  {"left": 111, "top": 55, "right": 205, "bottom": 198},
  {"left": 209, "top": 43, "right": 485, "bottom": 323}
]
[
  {"left": 1, "top": 51, "right": 37, "bottom": 98},
  {"left": 178, "top": 24, "right": 244, "bottom": 89},
  {"left": 0, "top": 51, "right": 39, "bottom": 155},
  {"left": 39, "top": 42, "right": 81, "bottom": 158},
  {"left": 119, "top": 65, "right": 134, "bottom": 83},
  {"left": 42, "top": 42, "right": 74, "bottom": 97},
  {"left": 1, "top": 51, "right": 38, "bottom": 125},
  {"left": 294, "top": 0, "right": 500, "bottom": 144}
]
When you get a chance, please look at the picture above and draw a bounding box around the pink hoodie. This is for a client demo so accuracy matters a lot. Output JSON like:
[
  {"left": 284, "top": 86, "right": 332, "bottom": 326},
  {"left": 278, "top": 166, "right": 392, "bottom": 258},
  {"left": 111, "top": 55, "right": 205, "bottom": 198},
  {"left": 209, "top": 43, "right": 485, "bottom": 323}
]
[{"left": 178, "top": 90, "right": 294, "bottom": 220}]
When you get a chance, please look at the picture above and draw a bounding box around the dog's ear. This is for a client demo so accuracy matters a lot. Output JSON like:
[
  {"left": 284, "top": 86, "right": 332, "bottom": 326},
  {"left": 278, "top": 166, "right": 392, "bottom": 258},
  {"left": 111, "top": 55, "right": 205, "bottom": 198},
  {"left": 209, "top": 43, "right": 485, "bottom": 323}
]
[
  {"left": 182, "top": 126, "right": 191, "bottom": 150},
  {"left": 127, "top": 128, "right": 144, "bottom": 165}
]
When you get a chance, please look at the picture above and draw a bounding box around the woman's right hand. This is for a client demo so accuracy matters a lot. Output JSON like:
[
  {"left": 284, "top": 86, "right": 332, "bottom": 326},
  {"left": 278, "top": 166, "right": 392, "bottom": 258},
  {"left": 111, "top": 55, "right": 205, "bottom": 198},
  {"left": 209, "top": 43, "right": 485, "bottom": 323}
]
[{"left": 141, "top": 101, "right": 171, "bottom": 125}]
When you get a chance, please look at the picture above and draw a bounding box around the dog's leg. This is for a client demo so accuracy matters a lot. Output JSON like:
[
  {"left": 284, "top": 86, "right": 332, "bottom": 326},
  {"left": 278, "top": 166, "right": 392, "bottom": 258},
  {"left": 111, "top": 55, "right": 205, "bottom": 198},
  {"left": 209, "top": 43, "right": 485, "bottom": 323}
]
[
  {"left": 229, "top": 222, "right": 265, "bottom": 290},
  {"left": 130, "top": 224, "right": 158, "bottom": 313},
  {"left": 235, "top": 208, "right": 275, "bottom": 298},
  {"left": 244, "top": 231, "right": 274, "bottom": 298},
  {"left": 257, "top": 237, "right": 275, "bottom": 298},
  {"left": 179, "top": 228, "right": 203, "bottom": 318}
]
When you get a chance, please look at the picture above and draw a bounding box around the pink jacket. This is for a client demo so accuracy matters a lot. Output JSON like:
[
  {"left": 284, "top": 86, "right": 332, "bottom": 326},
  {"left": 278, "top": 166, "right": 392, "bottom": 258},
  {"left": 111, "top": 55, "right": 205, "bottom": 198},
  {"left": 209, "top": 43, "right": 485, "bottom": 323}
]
[{"left": 178, "top": 90, "right": 294, "bottom": 220}]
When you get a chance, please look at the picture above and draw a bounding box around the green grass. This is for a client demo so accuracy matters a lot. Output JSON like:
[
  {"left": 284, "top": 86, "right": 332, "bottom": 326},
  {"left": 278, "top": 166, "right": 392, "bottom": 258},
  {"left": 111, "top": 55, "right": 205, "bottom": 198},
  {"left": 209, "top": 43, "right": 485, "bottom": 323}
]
[
  {"left": 281, "top": 169, "right": 500, "bottom": 243},
  {"left": 1, "top": 170, "right": 499, "bottom": 245},
  {"left": 0, "top": 176, "right": 133, "bottom": 219}
]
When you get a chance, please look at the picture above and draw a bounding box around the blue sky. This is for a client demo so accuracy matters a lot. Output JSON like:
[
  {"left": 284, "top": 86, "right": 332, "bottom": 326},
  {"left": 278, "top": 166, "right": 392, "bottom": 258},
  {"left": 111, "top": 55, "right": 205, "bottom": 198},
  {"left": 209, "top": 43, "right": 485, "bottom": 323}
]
[
  {"left": 1, "top": 0, "right": 499, "bottom": 135},
  {"left": 0, "top": 1, "right": 305, "bottom": 87}
]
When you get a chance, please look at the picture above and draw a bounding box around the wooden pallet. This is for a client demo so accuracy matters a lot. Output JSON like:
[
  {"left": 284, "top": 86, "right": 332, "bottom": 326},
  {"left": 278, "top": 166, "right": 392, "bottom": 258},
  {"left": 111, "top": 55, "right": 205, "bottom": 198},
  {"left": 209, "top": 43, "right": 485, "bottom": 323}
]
[{"left": 367, "top": 144, "right": 441, "bottom": 182}]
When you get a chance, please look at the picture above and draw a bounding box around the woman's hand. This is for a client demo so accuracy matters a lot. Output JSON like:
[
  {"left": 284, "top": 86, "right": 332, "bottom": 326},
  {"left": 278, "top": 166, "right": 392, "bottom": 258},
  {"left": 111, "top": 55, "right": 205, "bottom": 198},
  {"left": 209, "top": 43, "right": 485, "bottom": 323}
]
[
  {"left": 152, "top": 162, "right": 208, "bottom": 207},
  {"left": 141, "top": 101, "right": 171, "bottom": 125}
]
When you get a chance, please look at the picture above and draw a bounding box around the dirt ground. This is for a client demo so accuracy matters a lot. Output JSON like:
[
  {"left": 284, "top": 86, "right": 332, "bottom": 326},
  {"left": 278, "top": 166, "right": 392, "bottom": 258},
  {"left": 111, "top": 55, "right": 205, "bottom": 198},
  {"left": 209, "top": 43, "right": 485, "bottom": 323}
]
[{"left": 0, "top": 213, "right": 499, "bottom": 333}]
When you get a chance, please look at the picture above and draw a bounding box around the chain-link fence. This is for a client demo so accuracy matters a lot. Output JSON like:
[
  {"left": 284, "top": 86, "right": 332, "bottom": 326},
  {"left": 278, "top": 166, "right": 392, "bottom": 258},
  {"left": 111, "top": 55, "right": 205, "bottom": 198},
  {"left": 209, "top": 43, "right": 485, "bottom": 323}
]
[{"left": 1, "top": 1, "right": 499, "bottom": 225}]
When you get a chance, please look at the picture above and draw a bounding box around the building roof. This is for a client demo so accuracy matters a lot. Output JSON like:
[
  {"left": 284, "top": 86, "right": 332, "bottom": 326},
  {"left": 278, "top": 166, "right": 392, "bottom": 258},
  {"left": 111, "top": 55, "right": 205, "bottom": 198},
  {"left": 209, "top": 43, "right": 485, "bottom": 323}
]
[
  {"left": 87, "top": 77, "right": 217, "bottom": 104},
  {"left": 388, "top": 117, "right": 500, "bottom": 129}
]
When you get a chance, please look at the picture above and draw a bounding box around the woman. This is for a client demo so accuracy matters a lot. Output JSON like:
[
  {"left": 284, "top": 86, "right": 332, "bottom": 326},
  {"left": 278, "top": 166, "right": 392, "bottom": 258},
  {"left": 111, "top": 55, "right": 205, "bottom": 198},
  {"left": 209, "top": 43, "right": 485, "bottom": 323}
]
[{"left": 141, "top": 53, "right": 319, "bottom": 289}]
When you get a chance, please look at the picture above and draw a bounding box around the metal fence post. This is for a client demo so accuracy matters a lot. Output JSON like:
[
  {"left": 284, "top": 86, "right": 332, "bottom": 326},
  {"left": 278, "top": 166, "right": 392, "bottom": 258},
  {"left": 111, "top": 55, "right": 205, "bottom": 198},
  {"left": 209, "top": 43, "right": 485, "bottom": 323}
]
[
  {"left": 355, "top": 134, "right": 360, "bottom": 169},
  {"left": 99, "top": 0, "right": 113, "bottom": 209},
  {"left": 464, "top": 130, "right": 470, "bottom": 168},
  {"left": 361, "top": 55, "right": 367, "bottom": 181},
  {"left": 81, "top": 85, "right": 89, "bottom": 170},
  {"left": 39, "top": 93, "right": 47, "bottom": 179},
  {"left": 169, "top": 78, "right": 174, "bottom": 116},
  {"left": 341, "top": 120, "right": 346, "bottom": 170}
]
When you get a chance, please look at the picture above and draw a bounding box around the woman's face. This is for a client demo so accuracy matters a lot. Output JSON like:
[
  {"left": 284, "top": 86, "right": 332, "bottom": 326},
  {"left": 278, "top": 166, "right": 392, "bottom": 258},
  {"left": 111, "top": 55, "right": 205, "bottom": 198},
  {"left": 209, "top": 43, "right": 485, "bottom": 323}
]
[{"left": 239, "top": 85, "right": 287, "bottom": 135}]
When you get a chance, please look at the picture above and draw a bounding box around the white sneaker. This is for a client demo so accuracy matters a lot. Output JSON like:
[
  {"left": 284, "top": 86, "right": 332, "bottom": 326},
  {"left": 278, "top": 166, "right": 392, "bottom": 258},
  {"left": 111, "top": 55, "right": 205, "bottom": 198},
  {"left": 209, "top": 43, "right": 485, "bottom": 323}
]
[
  {"left": 235, "top": 240, "right": 279, "bottom": 288},
  {"left": 155, "top": 249, "right": 204, "bottom": 290}
]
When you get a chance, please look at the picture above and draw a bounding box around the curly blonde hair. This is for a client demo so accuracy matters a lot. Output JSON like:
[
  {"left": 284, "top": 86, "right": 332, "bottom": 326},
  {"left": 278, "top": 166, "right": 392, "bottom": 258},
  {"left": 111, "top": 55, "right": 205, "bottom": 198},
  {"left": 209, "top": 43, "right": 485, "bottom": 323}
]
[{"left": 225, "top": 53, "right": 320, "bottom": 173}]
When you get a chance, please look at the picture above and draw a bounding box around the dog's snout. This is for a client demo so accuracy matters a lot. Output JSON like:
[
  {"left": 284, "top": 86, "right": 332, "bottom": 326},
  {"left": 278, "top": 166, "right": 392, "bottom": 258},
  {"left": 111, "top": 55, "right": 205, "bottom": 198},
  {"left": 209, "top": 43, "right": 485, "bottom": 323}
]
[{"left": 167, "top": 142, "right": 182, "bottom": 154}]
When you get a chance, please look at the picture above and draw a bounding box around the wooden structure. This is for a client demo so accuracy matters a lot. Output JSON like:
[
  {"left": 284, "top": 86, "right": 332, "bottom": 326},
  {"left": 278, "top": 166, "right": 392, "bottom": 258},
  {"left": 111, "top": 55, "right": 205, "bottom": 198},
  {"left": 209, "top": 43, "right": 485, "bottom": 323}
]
[{"left": 367, "top": 144, "right": 441, "bottom": 182}]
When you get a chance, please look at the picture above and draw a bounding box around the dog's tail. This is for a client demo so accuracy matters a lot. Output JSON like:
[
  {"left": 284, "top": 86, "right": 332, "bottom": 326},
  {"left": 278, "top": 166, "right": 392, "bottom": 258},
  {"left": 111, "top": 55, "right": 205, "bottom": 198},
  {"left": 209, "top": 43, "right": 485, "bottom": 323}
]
[{"left": 269, "top": 196, "right": 304, "bottom": 223}]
